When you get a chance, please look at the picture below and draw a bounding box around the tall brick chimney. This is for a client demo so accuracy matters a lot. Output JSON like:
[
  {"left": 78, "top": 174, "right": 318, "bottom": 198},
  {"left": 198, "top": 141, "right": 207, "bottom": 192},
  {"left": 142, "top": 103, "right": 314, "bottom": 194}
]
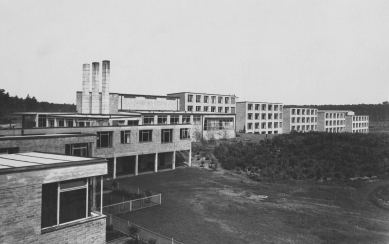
[
  {"left": 91, "top": 62, "right": 100, "bottom": 114},
  {"left": 81, "top": 64, "right": 90, "bottom": 114},
  {"left": 102, "top": 60, "right": 110, "bottom": 114}
]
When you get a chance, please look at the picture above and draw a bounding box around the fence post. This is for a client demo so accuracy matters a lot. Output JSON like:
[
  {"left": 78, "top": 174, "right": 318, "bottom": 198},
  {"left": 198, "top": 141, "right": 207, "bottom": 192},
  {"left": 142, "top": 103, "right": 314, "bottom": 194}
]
[
  {"left": 130, "top": 200, "right": 132, "bottom": 211},
  {"left": 110, "top": 214, "right": 112, "bottom": 226}
]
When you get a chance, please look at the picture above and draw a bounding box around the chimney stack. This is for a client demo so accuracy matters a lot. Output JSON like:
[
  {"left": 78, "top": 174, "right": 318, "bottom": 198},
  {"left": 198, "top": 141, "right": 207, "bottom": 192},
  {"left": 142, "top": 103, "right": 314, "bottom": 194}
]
[
  {"left": 102, "top": 60, "right": 110, "bottom": 114},
  {"left": 81, "top": 64, "right": 90, "bottom": 114},
  {"left": 91, "top": 62, "right": 100, "bottom": 114}
]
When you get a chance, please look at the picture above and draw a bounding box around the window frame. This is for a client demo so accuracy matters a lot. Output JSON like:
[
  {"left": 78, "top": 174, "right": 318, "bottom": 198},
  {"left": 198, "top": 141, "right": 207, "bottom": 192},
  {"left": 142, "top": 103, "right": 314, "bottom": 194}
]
[
  {"left": 96, "top": 131, "right": 113, "bottom": 148},
  {"left": 139, "top": 130, "right": 153, "bottom": 142},
  {"left": 120, "top": 130, "right": 131, "bottom": 144}
]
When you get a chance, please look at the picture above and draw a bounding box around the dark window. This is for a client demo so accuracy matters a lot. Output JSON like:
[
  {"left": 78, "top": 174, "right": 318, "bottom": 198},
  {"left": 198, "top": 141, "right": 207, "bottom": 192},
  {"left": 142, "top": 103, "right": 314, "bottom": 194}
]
[
  {"left": 41, "top": 183, "right": 57, "bottom": 228},
  {"left": 121, "top": 131, "right": 131, "bottom": 144},
  {"left": 218, "top": 97, "right": 223, "bottom": 103},
  {"left": 170, "top": 116, "right": 179, "bottom": 124},
  {"left": 204, "top": 118, "right": 233, "bottom": 130},
  {"left": 180, "top": 128, "right": 190, "bottom": 139},
  {"left": 0, "top": 147, "right": 19, "bottom": 154},
  {"left": 188, "top": 95, "right": 193, "bottom": 102},
  {"left": 139, "top": 130, "right": 152, "bottom": 142},
  {"left": 38, "top": 115, "right": 47, "bottom": 127},
  {"left": 196, "top": 95, "right": 201, "bottom": 103},
  {"left": 161, "top": 129, "right": 173, "bottom": 143},
  {"left": 66, "top": 119, "right": 73, "bottom": 127},
  {"left": 188, "top": 106, "right": 193, "bottom": 111},
  {"left": 128, "top": 120, "right": 139, "bottom": 126},
  {"left": 182, "top": 116, "right": 190, "bottom": 124},
  {"left": 143, "top": 116, "right": 154, "bottom": 125},
  {"left": 204, "top": 96, "right": 209, "bottom": 103},
  {"left": 65, "top": 143, "right": 91, "bottom": 157},
  {"left": 58, "top": 119, "right": 64, "bottom": 127},
  {"left": 97, "top": 132, "right": 113, "bottom": 148},
  {"left": 157, "top": 116, "right": 167, "bottom": 124},
  {"left": 48, "top": 118, "right": 55, "bottom": 127},
  {"left": 193, "top": 116, "right": 201, "bottom": 125}
]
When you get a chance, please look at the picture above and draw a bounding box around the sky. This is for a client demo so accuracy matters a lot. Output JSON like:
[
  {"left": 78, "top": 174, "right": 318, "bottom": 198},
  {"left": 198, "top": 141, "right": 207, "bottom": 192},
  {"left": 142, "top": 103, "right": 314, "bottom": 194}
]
[{"left": 0, "top": 0, "right": 388, "bottom": 105}]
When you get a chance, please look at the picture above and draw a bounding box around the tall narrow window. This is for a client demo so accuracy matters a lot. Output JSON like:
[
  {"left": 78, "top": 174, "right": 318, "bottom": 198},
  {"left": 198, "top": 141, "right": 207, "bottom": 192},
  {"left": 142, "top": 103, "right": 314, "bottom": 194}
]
[
  {"left": 188, "top": 95, "right": 193, "bottom": 102},
  {"left": 38, "top": 115, "right": 47, "bottom": 127},
  {"left": 218, "top": 97, "right": 223, "bottom": 103},
  {"left": 204, "top": 96, "right": 209, "bottom": 103},
  {"left": 161, "top": 129, "right": 173, "bottom": 143},
  {"left": 225, "top": 97, "right": 229, "bottom": 104},
  {"left": 121, "top": 130, "right": 131, "bottom": 144},
  {"left": 188, "top": 106, "right": 193, "bottom": 112},
  {"left": 196, "top": 95, "right": 201, "bottom": 103}
]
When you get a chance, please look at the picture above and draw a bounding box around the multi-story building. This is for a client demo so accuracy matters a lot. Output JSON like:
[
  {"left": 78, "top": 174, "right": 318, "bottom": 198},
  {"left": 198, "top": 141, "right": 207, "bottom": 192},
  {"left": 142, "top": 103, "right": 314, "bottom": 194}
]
[
  {"left": 166, "top": 92, "right": 237, "bottom": 114},
  {"left": 282, "top": 107, "right": 318, "bottom": 133},
  {"left": 345, "top": 115, "right": 369, "bottom": 133},
  {"left": 236, "top": 101, "right": 283, "bottom": 134},
  {"left": 0, "top": 152, "right": 107, "bottom": 243},
  {"left": 317, "top": 110, "right": 351, "bottom": 133}
]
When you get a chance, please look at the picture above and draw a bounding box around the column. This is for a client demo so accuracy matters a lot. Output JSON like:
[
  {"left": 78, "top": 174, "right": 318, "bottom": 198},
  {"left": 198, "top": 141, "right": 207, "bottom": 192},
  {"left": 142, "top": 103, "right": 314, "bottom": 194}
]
[
  {"left": 172, "top": 151, "right": 176, "bottom": 170},
  {"left": 189, "top": 148, "right": 192, "bottom": 167},
  {"left": 135, "top": 155, "right": 138, "bottom": 176},
  {"left": 154, "top": 153, "right": 158, "bottom": 172},
  {"left": 113, "top": 157, "right": 117, "bottom": 179}
]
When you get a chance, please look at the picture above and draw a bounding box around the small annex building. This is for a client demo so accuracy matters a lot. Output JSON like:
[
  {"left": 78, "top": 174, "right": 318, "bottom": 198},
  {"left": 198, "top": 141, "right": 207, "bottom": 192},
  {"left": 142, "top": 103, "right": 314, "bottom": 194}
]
[{"left": 0, "top": 152, "right": 107, "bottom": 244}]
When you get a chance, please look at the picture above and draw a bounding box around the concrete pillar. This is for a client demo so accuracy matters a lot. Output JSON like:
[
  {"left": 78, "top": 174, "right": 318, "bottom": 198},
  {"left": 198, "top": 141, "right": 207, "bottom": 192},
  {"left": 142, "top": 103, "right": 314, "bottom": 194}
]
[
  {"left": 113, "top": 157, "right": 117, "bottom": 179},
  {"left": 154, "top": 153, "right": 158, "bottom": 172},
  {"left": 167, "top": 115, "right": 171, "bottom": 124},
  {"left": 188, "top": 149, "right": 192, "bottom": 167},
  {"left": 82, "top": 64, "right": 91, "bottom": 114},
  {"left": 172, "top": 151, "right": 176, "bottom": 169},
  {"left": 102, "top": 60, "right": 110, "bottom": 114},
  {"left": 91, "top": 62, "right": 100, "bottom": 114},
  {"left": 135, "top": 155, "right": 138, "bottom": 176}
]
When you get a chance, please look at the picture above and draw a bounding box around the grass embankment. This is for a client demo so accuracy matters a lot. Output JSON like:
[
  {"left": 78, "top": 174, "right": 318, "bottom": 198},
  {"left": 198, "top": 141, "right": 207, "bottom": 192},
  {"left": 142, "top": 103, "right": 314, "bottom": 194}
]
[
  {"left": 214, "top": 132, "right": 389, "bottom": 181},
  {"left": 117, "top": 168, "right": 389, "bottom": 244}
]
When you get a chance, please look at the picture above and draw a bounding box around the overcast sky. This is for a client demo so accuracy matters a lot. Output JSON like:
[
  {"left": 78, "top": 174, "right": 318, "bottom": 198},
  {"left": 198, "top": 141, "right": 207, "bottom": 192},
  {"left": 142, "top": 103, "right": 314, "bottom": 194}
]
[{"left": 0, "top": 0, "right": 388, "bottom": 105}]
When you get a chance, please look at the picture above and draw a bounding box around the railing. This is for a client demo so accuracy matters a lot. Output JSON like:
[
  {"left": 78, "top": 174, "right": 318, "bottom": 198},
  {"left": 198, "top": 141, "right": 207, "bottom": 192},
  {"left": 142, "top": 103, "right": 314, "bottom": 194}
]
[
  {"left": 101, "top": 181, "right": 161, "bottom": 214},
  {"left": 107, "top": 214, "right": 183, "bottom": 244},
  {"left": 100, "top": 194, "right": 161, "bottom": 215}
]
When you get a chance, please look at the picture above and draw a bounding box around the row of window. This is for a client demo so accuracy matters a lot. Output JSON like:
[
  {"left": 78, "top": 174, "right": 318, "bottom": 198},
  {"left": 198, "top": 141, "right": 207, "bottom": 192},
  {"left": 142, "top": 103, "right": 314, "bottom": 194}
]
[
  {"left": 96, "top": 129, "right": 191, "bottom": 147},
  {"left": 291, "top": 125, "right": 317, "bottom": 131},
  {"left": 353, "top": 123, "right": 368, "bottom": 128},
  {"left": 352, "top": 116, "right": 368, "bottom": 121},
  {"left": 325, "top": 113, "right": 345, "bottom": 119},
  {"left": 39, "top": 117, "right": 75, "bottom": 128},
  {"left": 248, "top": 113, "right": 283, "bottom": 120},
  {"left": 203, "top": 118, "right": 234, "bottom": 131},
  {"left": 247, "top": 104, "right": 282, "bottom": 111},
  {"left": 247, "top": 122, "right": 282, "bottom": 130},
  {"left": 352, "top": 129, "right": 368, "bottom": 133},
  {"left": 291, "top": 117, "right": 318, "bottom": 123},
  {"left": 143, "top": 116, "right": 201, "bottom": 125},
  {"left": 325, "top": 120, "right": 345, "bottom": 126},
  {"left": 188, "top": 95, "right": 235, "bottom": 104},
  {"left": 187, "top": 106, "right": 235, "bottom": 113},
  {"left": 291, "top": 109, "right": 317, "bottom": 115},
  {"left": 326, "top": 127, "right": 345, "bottom": 132}
]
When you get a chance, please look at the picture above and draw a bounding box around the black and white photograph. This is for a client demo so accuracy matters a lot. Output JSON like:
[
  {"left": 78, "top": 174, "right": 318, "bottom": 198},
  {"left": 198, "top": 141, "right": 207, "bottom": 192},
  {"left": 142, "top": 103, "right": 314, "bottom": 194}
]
[{"left": 0, "top": 1, "right": 389, "bottom": 243}]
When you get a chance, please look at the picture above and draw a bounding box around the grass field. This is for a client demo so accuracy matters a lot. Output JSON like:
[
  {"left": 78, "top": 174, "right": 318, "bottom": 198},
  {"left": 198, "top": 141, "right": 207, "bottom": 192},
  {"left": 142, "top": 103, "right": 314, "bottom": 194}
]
[{"left": 116, "top": 167, "right": 389, "bottom": 244}]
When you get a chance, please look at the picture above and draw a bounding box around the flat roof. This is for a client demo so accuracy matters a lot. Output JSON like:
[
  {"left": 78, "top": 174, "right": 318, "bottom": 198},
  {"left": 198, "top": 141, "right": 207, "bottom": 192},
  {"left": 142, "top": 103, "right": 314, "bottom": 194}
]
[
  {"left": 166, "top": 92, "right": 238, "bottom": 97},
  {"left": 237, "top": 101, "right": 283, "bottom": 104},
  {"left": 119, "top": 110, "right": 236, "bottom": 115},
  {"left": 0, "top": 152, "right": 106, "bottom": 174},
  {"left": 0, "top": 133, "right": 96, "bottom": 141}
]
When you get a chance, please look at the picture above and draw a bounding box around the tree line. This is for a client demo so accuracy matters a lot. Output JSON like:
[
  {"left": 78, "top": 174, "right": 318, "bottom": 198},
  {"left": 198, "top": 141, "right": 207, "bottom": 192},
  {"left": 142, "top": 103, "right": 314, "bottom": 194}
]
[
  {"left": 0, "top": 89, "right": 76, "bottom": 123},
  {"left": 213, "top": 132, "right": 389, "bottom": 181},
  {"left": 286, "top": 103, "right": 389, "bottom": 122}
]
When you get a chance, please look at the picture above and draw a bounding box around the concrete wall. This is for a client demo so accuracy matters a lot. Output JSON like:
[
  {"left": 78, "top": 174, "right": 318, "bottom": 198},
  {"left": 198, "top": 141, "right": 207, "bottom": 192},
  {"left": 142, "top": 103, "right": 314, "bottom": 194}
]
[
  {"left": 236, "top": 102, "right": 246, "bottom": 132},
  {"left": 0, "top": 135, "right": 96, "bottom": 156},
  {"left": 282, "top": 108, "right": 291, "bottom": 133},
  {"left": 0, "top": 163, "right": 107, "bottom": 244},
  {"left": 120, "top": 96, "right": 178, "bottom": 111}
]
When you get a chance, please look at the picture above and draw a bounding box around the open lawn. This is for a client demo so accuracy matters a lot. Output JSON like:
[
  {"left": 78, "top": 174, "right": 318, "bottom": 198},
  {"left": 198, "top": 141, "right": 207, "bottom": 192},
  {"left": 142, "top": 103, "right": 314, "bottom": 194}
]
[{"left": 116, "top": 167, "right": 389, "bottom": 244}]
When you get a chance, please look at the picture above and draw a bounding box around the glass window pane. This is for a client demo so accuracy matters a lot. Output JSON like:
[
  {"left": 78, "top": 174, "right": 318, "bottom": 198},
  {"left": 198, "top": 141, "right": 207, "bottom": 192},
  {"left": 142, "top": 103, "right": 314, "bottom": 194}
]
[
  {"left": 60, "top": 178, "right": 87, "bottom": 190},
  {"left": 41, "top": 183, "right": 58, "bottom": 228},
  {"left": 59, "top": 188, "right": 87, "bottom": 224}
]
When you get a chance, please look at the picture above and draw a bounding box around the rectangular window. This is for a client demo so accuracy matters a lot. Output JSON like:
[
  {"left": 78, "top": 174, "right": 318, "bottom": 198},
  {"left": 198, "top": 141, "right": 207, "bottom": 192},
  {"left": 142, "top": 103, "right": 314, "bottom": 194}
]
[
  {"left": 48, "top": 118, "right": 55, "bottom": 127},
  {"left": 248, "top": 123, "right": 252, "bottom": 129},
  {"left": 196, "top": 106, "right": 201, "bottom": 112},
  {"left": 0, "top": 147, "right": 19, "bottom": 154},
  {"left": 58, "top": 119, "right": 64, "bottom": 127},
  {"left": 157, "top": 116, "right": 167, "bottom": 124},
  {"left": 65, "top": 143, "right": 90, "bottom": 157},
  {"left": 248, "top": 104, "right": 253, "bottom": 110},
  {"left": 211, "top": 96, "right": 216, "bottom": 104},
  {"left": 139, "top": 130, "right": 152, "bottom": 142},
  {"left": 193, "top": 116, "right": 201, "bottom": 125},
  {"left": 182, "top": 116, "right": 191, "bottom": 124},
  {"left": 255, "top": 123, "right": 259, "bottom": 129},
  {"left": 97, "top": 132, "right": 112, "bottom": 148},
  {"left": 204, "top": 96, "right": 209, "bottom": 103},
  {"left": 231, "top": 97, "right": 235, "bottom": 104},
  {"left": 121, "top": 130, "right": 131, "bottom": 144},
  {"left": 261, "top": 122, "right": 266, "bottom": 129},
  {"left": 180, "top": 128, "right": 190, "bottom": 139},
  {"left": 262, "top": 104, "right": 266, "bottom": 111},
  {"left": 196, "top": 95, "right": 201, "bottom": 103},
  {"left": 41, "top": 177, "right": 102, "bottom": 229},
  {"left": 161, "top": 129, "right": 173, "bottom": 143},
  {"left": 268, "top": 105, "right": 273, "bottom": 111},
  {"left": 203, "top": 118, "right": 233, "bottom": 130},
  {"left": 274, "top": 114, "right": 278, "bottom": 120},
  {"left": 188, "top": 95, "right": 193, "bottom": 102},
  {"left": 218, "top": 97, "right": 223, "bottom": 104},
  {"left": 211, "top": 106, "right": 216, "bottom": 112},
  {"left": 204, "top": 106, "right": 209, "bottom": 112},
  {"left": 255, "top": 113, "right": 259, "bottom": 120},
  {"left": 261, "top": 114, "right": 266, "bottom": 120},
  {"left": 268, "top": 114, "right": 272, "bottom": 120},
  {"left": 292, "top": 118, "right": 295, "bottom": 123},
  {"left": 188, "top": 106, "right": 193, "bottom": 111},
  {"left": 66, "top": 119, "right": 73, "bottom": 127},
  {"left": 170, "top": 116, "right": 179, "bottom": 124},
  {"left": 218, "top": 107, "right": 223, "bottom": 113},
  {"left": 38, "top": 115, "right": 47, "bottom": 127},
  {"left": 248, "top": 113, "right": 253, "bottom": 120},
  {"left": 143, "top": 116, "right": 154, "bottom": 125},
  {"left": 225, "top": 97, "right": 229, "bottom": 104},
  {"left": 225, "top": 107, "right": 229, "bottom": 113},
  {"left": 128, "top": 120, "right": 139, "bottom": 126}
]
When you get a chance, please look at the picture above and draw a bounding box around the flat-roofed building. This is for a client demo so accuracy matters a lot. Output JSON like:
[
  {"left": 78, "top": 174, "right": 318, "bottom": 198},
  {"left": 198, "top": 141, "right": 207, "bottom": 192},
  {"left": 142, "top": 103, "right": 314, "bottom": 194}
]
[
  {"left": 282, "top": 107, "right": 318, "bottom": 133},
  {"left": 317, "top": 110, "right": 350, "bottom": 133},
  {"left": 0, "top": 152, "right": 107, "bottom": 243},
  {"left": 345, "top": 115, "right": 369, "bottom": 133},
  {"left": 166, "top": 92, "right": 237, "bottom": 114},
  {"left": 236, "top": 101, "right": 283, "bottom": 134}
]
